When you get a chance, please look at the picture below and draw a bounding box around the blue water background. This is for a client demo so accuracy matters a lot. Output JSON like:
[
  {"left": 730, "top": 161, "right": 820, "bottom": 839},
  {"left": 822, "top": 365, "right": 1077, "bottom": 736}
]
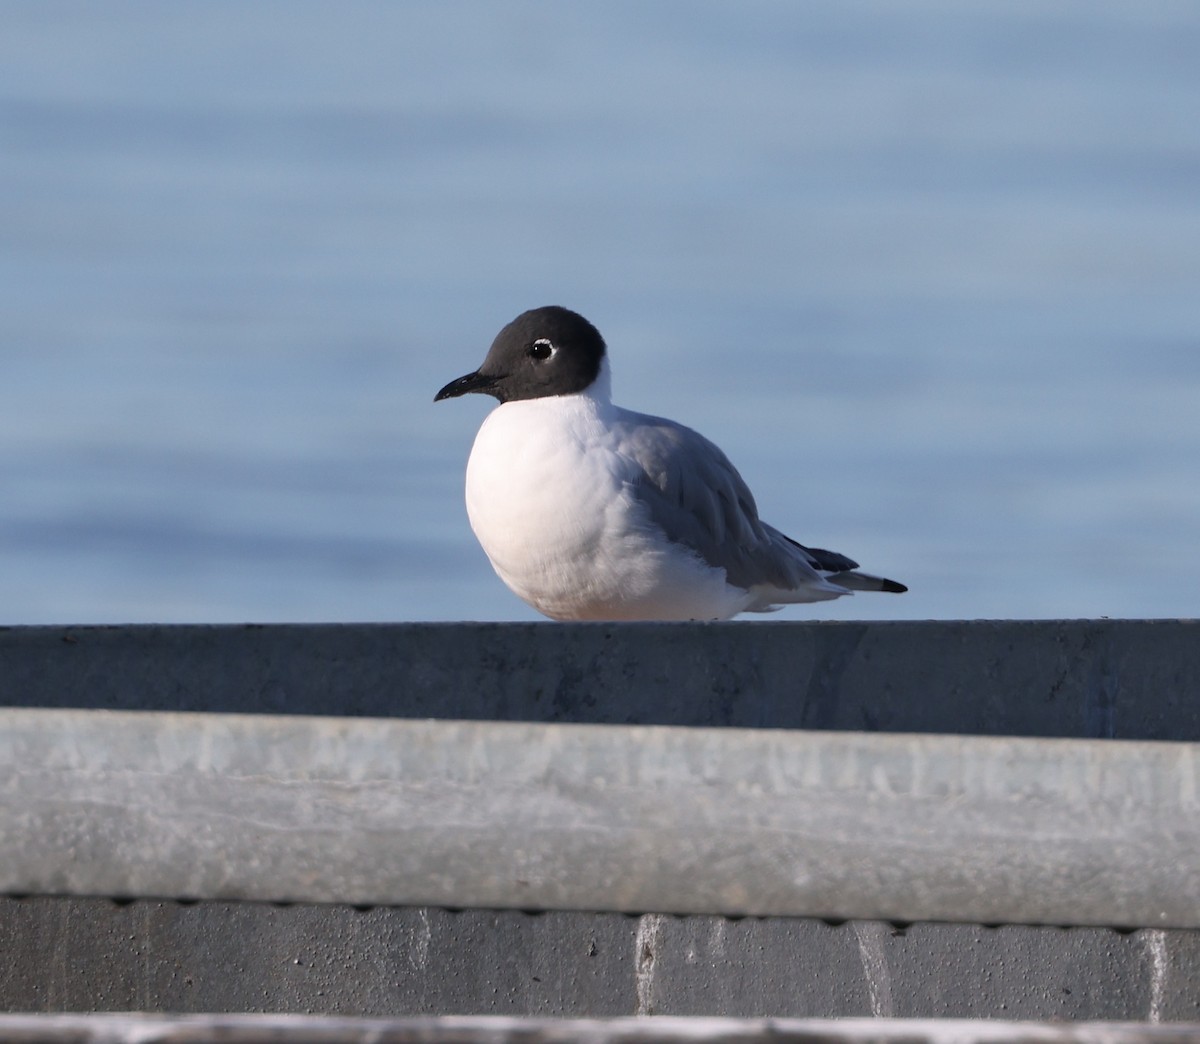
[{"left": 2, "top": 2, "right": 1198, "bottom": 623}]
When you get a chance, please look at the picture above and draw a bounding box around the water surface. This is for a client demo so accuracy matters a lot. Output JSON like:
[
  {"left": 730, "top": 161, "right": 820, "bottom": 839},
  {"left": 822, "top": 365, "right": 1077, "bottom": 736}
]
[{"left": 2, "top": 2, "right": 1197, "bottom": 622}]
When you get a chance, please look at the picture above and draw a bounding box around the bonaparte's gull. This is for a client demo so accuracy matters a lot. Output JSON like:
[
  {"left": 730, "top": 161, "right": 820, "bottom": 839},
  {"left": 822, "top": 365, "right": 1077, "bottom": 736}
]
[{"left": 435, "top": 306, "right": 906, "bottom": 621}]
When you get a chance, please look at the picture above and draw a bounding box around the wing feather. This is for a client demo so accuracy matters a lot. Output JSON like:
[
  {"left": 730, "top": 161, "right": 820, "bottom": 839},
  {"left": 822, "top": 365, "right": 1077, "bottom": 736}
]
[{"left": 615, "top": 412, "right": 826, "bottom": 592}]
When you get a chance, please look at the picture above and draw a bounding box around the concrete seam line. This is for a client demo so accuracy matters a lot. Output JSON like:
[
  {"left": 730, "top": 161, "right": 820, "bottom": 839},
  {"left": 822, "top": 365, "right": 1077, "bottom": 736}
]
[{"left": 2, "top": 708, "right": 1199, "bottom": 927}]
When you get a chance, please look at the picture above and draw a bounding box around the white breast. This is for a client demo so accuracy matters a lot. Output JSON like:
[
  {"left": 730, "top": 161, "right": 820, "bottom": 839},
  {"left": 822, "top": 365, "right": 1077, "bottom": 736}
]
[{"left": 463, "top": 390, "right": 747, "bottom": 621}]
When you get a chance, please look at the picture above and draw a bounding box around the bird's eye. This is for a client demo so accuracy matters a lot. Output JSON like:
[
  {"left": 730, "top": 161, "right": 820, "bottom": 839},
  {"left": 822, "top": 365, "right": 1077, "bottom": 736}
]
[{"left": 528, "top": 339, "right": 554, "bottom": 361}]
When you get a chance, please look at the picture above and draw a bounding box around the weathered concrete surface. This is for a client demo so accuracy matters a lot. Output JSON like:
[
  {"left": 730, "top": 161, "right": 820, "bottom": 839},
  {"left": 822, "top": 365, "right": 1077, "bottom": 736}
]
[
  {"left": 1, "top": 620, "right": 1198, "bottom": 739},
  {"left": 6, "top": 709, "right": 1200, "bottom": 926},
  {"left": 4, "top": 621, "right": 1199, "bottom": 1022},
  {"left": 3, "top": 900, "right": 1200, "bottom": 1021}
]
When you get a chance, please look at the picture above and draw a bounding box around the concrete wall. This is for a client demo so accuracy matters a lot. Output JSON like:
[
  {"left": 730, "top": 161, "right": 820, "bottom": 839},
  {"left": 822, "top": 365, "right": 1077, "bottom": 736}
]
[
  {"left": 3, "top": 900, "right": 1198, "bottom": 1021},
  {"left": 2, "top": 621, "right": 1199, "bottom": 1019}
]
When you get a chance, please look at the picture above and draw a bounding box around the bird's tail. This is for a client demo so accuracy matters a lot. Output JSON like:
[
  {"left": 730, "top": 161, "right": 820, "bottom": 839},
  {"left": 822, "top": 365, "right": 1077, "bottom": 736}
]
[{"left": 825, "top": 570, "right": 908, "bottom": 594}]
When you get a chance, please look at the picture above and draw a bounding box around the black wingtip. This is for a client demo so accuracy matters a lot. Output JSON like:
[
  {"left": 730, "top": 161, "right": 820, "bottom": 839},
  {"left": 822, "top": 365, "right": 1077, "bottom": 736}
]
[{"left": 882, "top": 579, "right": 908, "bottom": 594}]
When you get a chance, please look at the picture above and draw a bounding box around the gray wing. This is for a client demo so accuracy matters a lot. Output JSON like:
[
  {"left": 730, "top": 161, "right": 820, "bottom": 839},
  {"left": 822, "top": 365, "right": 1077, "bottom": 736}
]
[{"left": 614, "top": 413, "right": 829, "bottom": 593}]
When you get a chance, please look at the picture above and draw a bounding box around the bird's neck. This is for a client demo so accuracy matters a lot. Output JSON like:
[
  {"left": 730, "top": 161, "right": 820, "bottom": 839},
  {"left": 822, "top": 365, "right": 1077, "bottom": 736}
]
[{"left": 581, "top": 355, "right": 614, "bottom": 406}]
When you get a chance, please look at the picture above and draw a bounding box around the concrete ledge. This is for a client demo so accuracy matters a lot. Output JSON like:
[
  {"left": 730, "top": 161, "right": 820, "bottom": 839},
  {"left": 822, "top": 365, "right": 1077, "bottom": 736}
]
[
  {"left": 4, "top": 708, "right": 1199, "bottom": 926},
  {"left": 2, "top": 620, "right": 1197, "bottom": 739},
  {"left": 2, "top": 1015, "right": 1199, "bottom": 1043}
]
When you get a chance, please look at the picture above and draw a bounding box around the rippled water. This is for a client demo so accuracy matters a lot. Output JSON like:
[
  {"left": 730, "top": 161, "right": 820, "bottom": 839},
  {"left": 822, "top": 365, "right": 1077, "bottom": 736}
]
[{"left": 2, "top": 2, "right": 1197, "bottom": 623}]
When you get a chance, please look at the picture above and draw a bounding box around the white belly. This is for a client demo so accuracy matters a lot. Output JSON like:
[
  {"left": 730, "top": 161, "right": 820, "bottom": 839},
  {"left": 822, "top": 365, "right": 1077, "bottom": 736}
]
[{"left": 463, "top": 399, "right": 746, "bottom": 621}]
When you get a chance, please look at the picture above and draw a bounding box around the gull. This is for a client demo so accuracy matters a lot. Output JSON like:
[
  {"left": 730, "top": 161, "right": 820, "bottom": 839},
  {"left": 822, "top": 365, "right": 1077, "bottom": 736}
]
[{"left": 435, "top": 306, "right": 906, "bottom": 621}]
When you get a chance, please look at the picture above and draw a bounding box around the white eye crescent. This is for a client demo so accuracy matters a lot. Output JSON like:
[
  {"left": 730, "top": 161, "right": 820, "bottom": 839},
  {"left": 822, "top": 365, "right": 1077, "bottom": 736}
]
[{"left": 528, "top": 339, "right": 556, "bottom": 361}]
